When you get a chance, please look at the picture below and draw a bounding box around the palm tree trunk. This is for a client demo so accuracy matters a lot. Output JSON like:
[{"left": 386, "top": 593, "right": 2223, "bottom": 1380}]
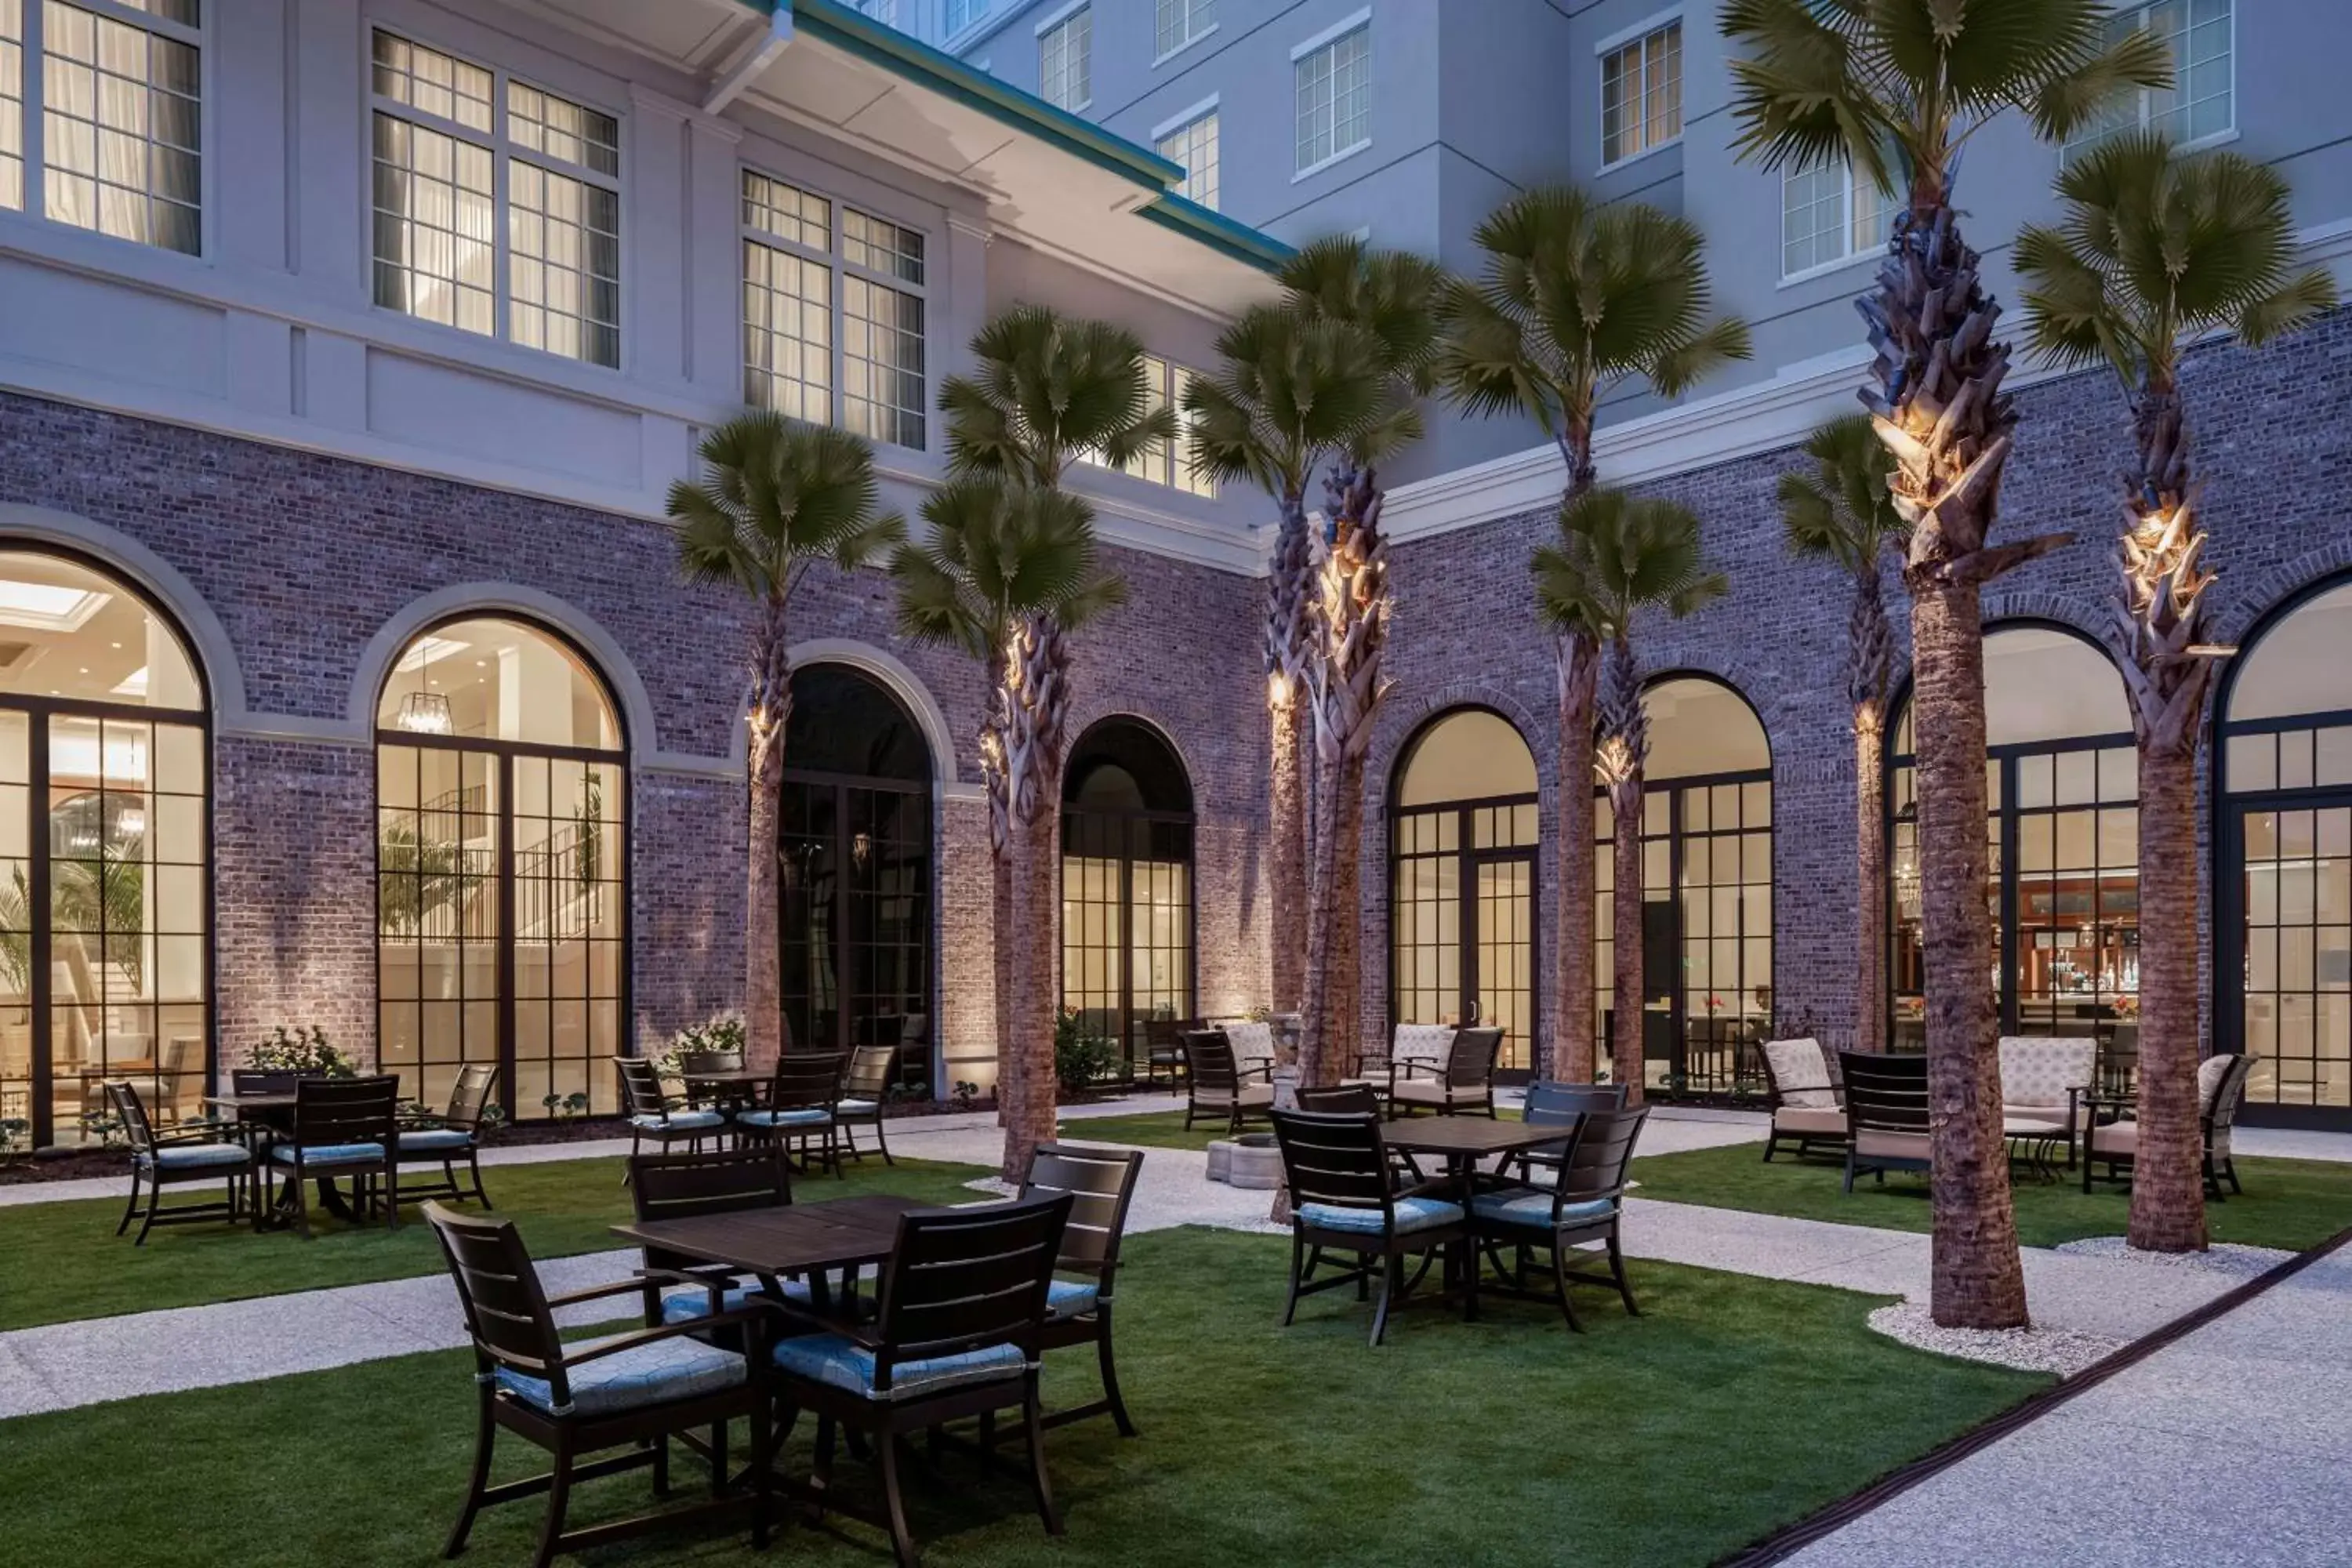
[
  {"left": 1298, "top": 746, "right": 1366, "bottom": 1088},
  {"left": 1555, "top": 630, "right": 1601, "bottom": 1081},
  {"left": 983, "top": 652, "right": 1014, "bottom": 1126},
  {"left": 1854, "top": 701, "right": 1889, "bottom": 1054},
  {"left": 999, "top": 615, "right": 1074, "bottom": 1181},
  {"left": 1267, "top": 492, "right": 1314, "bottom": 1015},
  {"left": 2115, "top": 381, "right": 2213, "bottom": 1254},
  {"left": 743, "top": 601, "right": 791, "bottom": 1071},
  {"left": 1609, "top": 771, "right": 1646, "bottom": 1105}
]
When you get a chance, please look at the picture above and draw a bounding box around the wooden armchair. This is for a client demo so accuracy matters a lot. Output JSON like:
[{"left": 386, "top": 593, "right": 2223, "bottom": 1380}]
[
  {"left": 1390, "top": 1026, "right": 1503, "bottom": 1117},
  {"left": 1268, "top": 1108, "right": 1468, "bottom": 1347},
  {"left": 735, "top": 1052, "right": 844, "bottom": 1176},
  {"left": 1020, "top": 1143, "right": 1146, "bottom": 1436},
  {"left": 1469, "top": 1105, "right": 1650, "bottom": 1331},
  {"left": 263, "top": 1075, "right": 401, "bottom": 1238},
  {"left": 107, "top": 1080, "right": 252, "bottom": 1244},
  {"left": 1181, "top": 1029, "right": 1272, "bottom": 1134},
  {"left": 1839, "top": 1051, "right": 1931, "bottom": 1193},
  {"left": 397, "top": 1063, "right": 497, "bottom": 1209}
]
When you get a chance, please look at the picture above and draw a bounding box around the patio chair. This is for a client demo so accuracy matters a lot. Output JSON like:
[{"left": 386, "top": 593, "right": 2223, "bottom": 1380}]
[
  {"left": 770, "top": 1193, "right": 1076, "bottom": 1568},
  {"left": 230, "top": 1068, "right": 300, "bottom": 1097},
  {"left": 397, "top": 1063, "right": 497, "bottom": 1210},
  {"left": 1759, "top": 1037, "right": 1846, "bottom": 1162},
  {"left": 261, "top": 1075, "right": 401, "bottom": 1239},
  {"left": 1389, "top": 1026, "right": 1503, "bottom": 1117},
  {"left": 616, "top": 1057, "right": 728, "bottom": 1178},
  {"left": 1469, "top": 1105, "right": 1650, "bottom": 1330},
  {"left": 1221, "top": 1020, "right": 1279, "bottom": 1083},
  {"left": 1510, "top": 1080, "right": 1628, "bottom": 1183},
  {"left": 677, "top": 1048, "right": 750, "bottom": 1112},
  {"left": 1268, "top": 1107, "right": 1469, "bottom": 1348},
  {"left": 2082, "top": 1052, "right": 2252, "bottom": 1199},
  {"left": 1019, "top": 1143, "right": 1145, "bottom": 1436},
  {"left": 1181, "top": 1029, "right": 1272, "bottom": 1134},
  {"left": 835, "top": 1044, "right": 897, "bottom": 1167},
  {"left": 1998, "top": 1036, "right": 2096, "bottom": 1169},
  {"left": 107, "top": 1080, "right": 252, "bottom": 1245},
  {"left": 1343, "top": 1022, "right": 1454, "bottom": 1102},
  {"left": 426, "top": 1202, "right": 775, "bottom": 1568},
  {"left": 735, "top": 1052, "right": 844, "bottom": 1177},
  {"left": 1297, "top": 1084, "right": 1428, "bottom": 1183},
  {"left": 1142, "top": 1016, "right": 1200, "bottom": 1087},
  {"left": 627, "top": 1146, "right": 822, "bottom": 1341},
  {"left": 1839, "top": 1051, "right": 1931, "bottom": 1193}
]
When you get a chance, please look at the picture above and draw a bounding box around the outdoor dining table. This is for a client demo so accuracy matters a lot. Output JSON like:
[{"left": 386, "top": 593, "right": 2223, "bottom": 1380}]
[
  {"left": 608, "top": 1192, "right": 934, "bottom": 1316},
  {"left": 1378, "top": 1117, "right": 1577, "bottom": 1321},
  {"left": 677, "top": 1067, "right": 768, "bottom": 1112},
  {"left": 201, "top": 1090, "right": 374, "bottom": 1225}
]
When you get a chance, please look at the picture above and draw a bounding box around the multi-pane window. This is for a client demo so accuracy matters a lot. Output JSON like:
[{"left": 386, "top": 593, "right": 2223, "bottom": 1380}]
[
  {"left": 1037, "top": 5, "right": 1089, "bottom": 112},
  {"left": 1781, "top": 158, "right": 1894, "bottom": 278},
  {"left": 1600, "top": 20, "right": 1681, "bottom": 165},
  {"left": 0, "top": 0, "right": 202, "bottom": 253},
  {"left": 1294, "top": 24, "right": 1369, "bottom": 174},
  {"left": 943, "top": 0, "right": 989, "bottom": 37},
  {"left": 742, "top": 169, "right": 928, "bottom": 452},
  {"left": 372, "top": 31, "right": 622, "bottom": 369},
  {"left": 1078, "top": 355, "right": 1212, "bottom": 498},
  {"left": 1157, "top": 111, "right": 1218, "bottom": 209},
  {"left": 1155, "top": 0, "right": 1214, "bottom": 60},
  {"left": 2065, "top": 0, "right": 2232, "bottom": 160}
]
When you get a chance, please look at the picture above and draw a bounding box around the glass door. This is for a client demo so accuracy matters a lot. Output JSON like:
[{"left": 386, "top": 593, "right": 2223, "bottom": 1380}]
[
  {"left": 377, "top": 744, "right": 503, "bottom": 1116},
  {"left": 2235, "top": 798, "right": 2352, "bottom": 1111},
  {"left": 1472, "top": 852, "right": 1534, "bottom": 1071}
]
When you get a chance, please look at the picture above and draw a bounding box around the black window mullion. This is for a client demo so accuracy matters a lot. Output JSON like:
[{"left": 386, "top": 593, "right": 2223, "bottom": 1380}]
[
  {"left": 494, "top": 750, "right": 517, "bottom": 1120},
  {"left": 27, "top": 719, "right": 50, "bottom": 1151},
  {"left": 1999, "top": 756, "right": 2020, "bottom": 1036}
]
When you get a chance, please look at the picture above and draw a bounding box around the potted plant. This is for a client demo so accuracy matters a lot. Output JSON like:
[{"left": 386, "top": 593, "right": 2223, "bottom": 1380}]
[{"left": 248, "top": 1025, "right": 357, "bottom": 1079}]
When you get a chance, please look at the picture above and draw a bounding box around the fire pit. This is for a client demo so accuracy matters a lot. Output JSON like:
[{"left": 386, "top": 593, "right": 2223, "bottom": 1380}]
[{"left": 1205, "top": 1131, "right": 1283, "bottom": 1190}]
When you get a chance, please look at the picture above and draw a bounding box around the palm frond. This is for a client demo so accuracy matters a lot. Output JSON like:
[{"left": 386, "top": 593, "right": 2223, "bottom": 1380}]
[
  {"left": 891, "top": 475, "right": 1126, "bottom": 659},
  {"left": 667, "top": 413, "right": 897, "bottom": 600},
  {"left": 1780, "top": 412, "right": 1902, "bottom": 572},
  {"left": 942, "top": 304, "right": 1167, "bottom": 487}
]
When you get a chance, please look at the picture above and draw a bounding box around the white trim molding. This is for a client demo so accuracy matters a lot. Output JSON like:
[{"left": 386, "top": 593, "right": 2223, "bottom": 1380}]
[
  {"left": 1149, "top": 93, "right": 1221, "bottom": 144},
  {"left": 1290, "top": 8, "right": 1371, "bottom": 62}
]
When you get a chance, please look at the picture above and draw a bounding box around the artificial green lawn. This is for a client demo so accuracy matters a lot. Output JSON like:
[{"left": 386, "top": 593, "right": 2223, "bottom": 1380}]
[
  {"left": 1630, "top": 1142, "right": 2352, "bottom": 1252},
  {"left": 0, "top": 1225, "right": 2043, "bottom": 1568},
  {"left": 0, "top": 1155, "right": 982, "bottom": 1334}
]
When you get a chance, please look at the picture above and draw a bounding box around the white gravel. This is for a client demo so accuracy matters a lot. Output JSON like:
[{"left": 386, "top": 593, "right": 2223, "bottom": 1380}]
[
  {"left": 2049, "top": 1236, "right": 2293, "bottom": 1277},
  {"left": 1867, "top": 1301, "right": 2123, "bottom": 1375}
]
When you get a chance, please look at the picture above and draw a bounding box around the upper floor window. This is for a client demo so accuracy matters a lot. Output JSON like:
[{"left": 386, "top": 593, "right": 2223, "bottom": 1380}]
[
  {"left": 2065, "top": 0, "right": 2232, "bottom": 160},
  {"left": 1078, "top": 354, "right": 1212, "bottom": 499},
  {"left": 846, "top": 0, "right": 896, "bottom": 23},
  {"left": 1037, "top": 4, "right": 1090, "bottom": 112},
  {"left": 1293, "top": 20, "right": 1369, "bottom": 176},
  {"left": 1599, "top": 19, "right": 1681, "bottom": 167},
  {"left": 1156, "top": 0, "right": 1214, "bottom": 61},
  {"left": 943, "top": 0, "right": 989, "bottom": 38},
  {"left": 0, "top": 0, "right": 203, "bottom": 255},
  {"left": 1781, "top": 158, "right": 1893, "bottom": 280},
  {"left": 371, "top": 31, "right": 622, "bottom": 369},
  {"left": 1157, "top": 109, "right": 1218, "bottom": 210},
  {"left": 742, "top": 169, "right": 927, "bottom": 452}
]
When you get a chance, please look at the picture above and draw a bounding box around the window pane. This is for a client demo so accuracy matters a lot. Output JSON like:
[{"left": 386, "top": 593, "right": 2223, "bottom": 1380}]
[
  {"left": 506, "top": 158, "right": 621, "bottom": 368},
  {"left": 1156, "top": 0, "right": 1213, "bottom": 58},
  {"left": 1294, "top": 25, "right": 1368, "bottom": 172},
  {"left": 1038, "top": 5, "right": 1090, "bottom": 112},
  {"left": 42, "top": 1, "right": 200, "bottom": 254},
  {"left": 742, "top": 168, "right": 829, "bottom": 252},
  {"left": 1601, "top": 22, "right": 1679, "bottom": 165},
  {"left": 372, "top": 30, "right": 492, "bottom": 133},
  {"left": 372, "top": 114, "right": 495, "bottom": 336},
  {"left": 506, "top": 80, "right": 619, "bottom": 178},
  {"left": 1156, "top": 111, "right": 1218, "bottom": 211},
  {"left": 843, "top": 207, "right": 924, "bottom": 285},
  {"left": 744, "top": 238, "right": 832, "bottom": 423},
  {"left": 1, "top": 0, "right": 24, "bottom": 213},
  {"left": 841, "top": 276, "right": 926, "bottom": 450}
]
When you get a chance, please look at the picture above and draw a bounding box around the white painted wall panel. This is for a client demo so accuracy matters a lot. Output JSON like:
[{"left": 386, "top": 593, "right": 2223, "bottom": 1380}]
[{"left": 364, "top": 349, "right": 644, "bottom": 489}]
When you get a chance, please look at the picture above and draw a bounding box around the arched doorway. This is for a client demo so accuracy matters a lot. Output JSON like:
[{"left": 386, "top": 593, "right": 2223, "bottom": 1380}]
[
  {"left": 1061, "top": 718, "right": 1194, "bottom": 1079},
  {"left": 376, "top": 616, "right": 627, "bottom": 1122},
  {"left": 780, "top": 664, "right": 932, "bottom": 1080},
  {"left": 1593, "top": 676, "right": 1773, "bottom": 1098},
  {"left": 2217, "top": 578, "right": 2352, "bottom": 1120},
  {"left": 1889, "top": 625, "right": 2138, "bottom": 1060},
  {"left": 1390, "top": 708, "right": 1538, "bottom": 1072},
  {"left": 0, "top": 546, "right": 209, "bottom": 1147}
]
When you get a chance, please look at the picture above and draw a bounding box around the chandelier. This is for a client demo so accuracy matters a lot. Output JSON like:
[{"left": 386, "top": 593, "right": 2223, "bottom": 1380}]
[{"left": 395, "top": 637, "right": 455, "bottom": 733}]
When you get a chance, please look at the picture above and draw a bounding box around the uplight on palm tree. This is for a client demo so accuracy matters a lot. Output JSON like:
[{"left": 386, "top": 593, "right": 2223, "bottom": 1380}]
[
  {"left": 1722, "top": 0, "right": 2170, "bottom": 1330},
  {"left": 668, "top": 415, "right": 903, "bottom": 1069},
  {"left": 1537, "top": 489, "right": 1726, "bottom": 1105},
  {"left": 1779, "top": 414, "right": 1905, "bottom": 1054},
  {"left": 2017, "top": 129, "right": 2336, "bottom": 1254},
  {"left": 1439, "top": 184, "right": 1749, "bottom": 1082}
]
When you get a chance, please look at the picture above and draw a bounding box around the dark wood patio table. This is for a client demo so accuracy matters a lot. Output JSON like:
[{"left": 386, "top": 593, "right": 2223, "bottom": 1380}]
[
  {"left": 609, "top": 1192, "right": 938, "bottom": 1315},
  {"left": 677, "top": 1067, "right": 768, "bottom": 1113},
  {"left": 1379, "top": 1117, "right": 1570, "bottom": 1320},
  {"left": 201, "top": 1090, "right": 374, "bottom": 1225}
]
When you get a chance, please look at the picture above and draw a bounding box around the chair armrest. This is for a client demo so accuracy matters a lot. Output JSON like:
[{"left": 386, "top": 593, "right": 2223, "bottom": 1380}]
[
  {"left": 153, "top": 1128, "right": 246, "bottom": 1149},
  {"left": 562, "top": 1308, "right": 773, "bottom": 1367},
  {"left": 546, "top": 1276, "right": 672, "bottom": 1312},
  {"left": 1236, "top": 1062, "right": 1275, "bottom": 1083},
  {"left": 1392, "top": 1060, "right": 1444, "bottom": 1082}
]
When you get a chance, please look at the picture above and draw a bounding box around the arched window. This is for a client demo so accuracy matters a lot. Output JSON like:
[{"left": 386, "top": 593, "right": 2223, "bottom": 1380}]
[
  {"left": 1889, "top": 625, "right": 2137, "bottom": 1058},
  {"left": 0, "top": 547, "right": 209, "bottom": 1147},
  {"left": 781, "top": 665, "right": 932, "bottom": 1076},
  {"left": 1592, "top": 677, "right": 1772, "bottom": 1098},
  {"left": 2218, "top": 579, "right": 2352, "bottom": 1116},
  {"left": 1391, "top": 708, "right": 1538, "bottom": 1071},
  {"left": 1062, "top": 718, "right": 1193, "bottom": 1076},
  {"left": 376, "top": 616, "right": 626, "bottom": 1122}
]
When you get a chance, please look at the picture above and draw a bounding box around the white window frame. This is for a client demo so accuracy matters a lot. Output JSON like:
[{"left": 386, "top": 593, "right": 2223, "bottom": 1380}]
[
  {"left": 942, "top": 0, "right": 991, "bottom": 45},
  {"left": 739, "top": 163, "right": 931, "bottom": 454},
  {"left": 1152, "top": 0, "right": 1216, "bottom": 67},
  {"left": 367, "top": 26, "right": 626, "bottom": 370},
  {"left": 1595, "top": 11, "right": 1682, "bottom": 172},
  {"left": 0, "top": 0, "right": 210, "bottom": 259},
  {"left": 1076, "top": 353, "right": 1213, "bottom": 499},
  {"left": 1151, "top": 95, "right": 1218, "bottom": 211},
  {"left": 1034, "top": 0, "right": 1090, "bottom": 114},
  {"left": 2063, "top": 0, "right": 2236, "bottom": 163},
  {"left": 1290, "top": 11, "right": 1371, "bottom": 183},
  {"left": 1778, "top": 159, "right": 1894, "bottom": 286}
]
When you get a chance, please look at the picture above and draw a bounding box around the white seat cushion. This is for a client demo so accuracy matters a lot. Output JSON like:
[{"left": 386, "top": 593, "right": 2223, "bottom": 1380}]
[
  {"left": 1195, "top": 1083, "right": 1274, "bottom": 1109},
  {"left": 1392, "top": 1080, "right": 1485, "bottom": 1106},
  {"left": 1390, "top": 1025, "right": 1454, "bottom": 1075},
  {"left": 1855, "top": 1130, "right": 1932, "bottom": 1162},
  {"left": 1222, "top": 1021, "right": 1277, "bottom": 1076},
  {"left": 2090, "top": 1120, "right": 2138, "bottom": 1158},
  {"left": 1773, "top": 1105, "right": 1846, "bottom": 1137},
  {"left": 1763, "top": 1037, "right": 1837, "bottom": 1109}
]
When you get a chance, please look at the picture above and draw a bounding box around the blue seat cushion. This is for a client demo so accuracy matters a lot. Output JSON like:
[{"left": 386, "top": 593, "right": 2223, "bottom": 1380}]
[
  {"left": 495, "top": 1331, "right": 746, "bottom": 1418},
  {"left": 773, "top": 1331, "right": 1025, "bottom": 1403},
  {"left": 1470, "top": 1188, "right": 1617, "bottom": 1229},
  {"left": 1297, "top": 1196, "right": 1464, "bottom": 1236},
  {"left": 141, "top": 1143, "right": 249, "bottom": 1171},
  {"left": 659, "top": 1279, "right": 812, "bottom": 1324},
  {"left": 397, "top": 1127, "right": 475, "bottom": 1152},
  {"left": 1045, "top": 1279, "right": 1099, "bottom": 1319},
  {"left": 270, "top": 1142, "right": 383, "bottom": 1165},
  {"left": 633, "top": 1110, "right": 726, "bottom": 1134},
  {"left": 837, "top": 1098, "right": 879, "bottom": 1115},
  {"left": 736, "top": 1108, "right": 831, "bottom": 1129}
]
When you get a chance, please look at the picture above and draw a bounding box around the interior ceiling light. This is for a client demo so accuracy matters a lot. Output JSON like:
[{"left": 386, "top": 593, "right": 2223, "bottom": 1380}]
[{"left": 0, "top": 579, "right": 107, "bottom": 633}]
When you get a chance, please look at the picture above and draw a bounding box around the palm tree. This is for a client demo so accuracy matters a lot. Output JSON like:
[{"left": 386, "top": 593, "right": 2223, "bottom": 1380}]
[
  {"left": 2016, "top": 131, "right": 2336, "bottom": 1254},
  {"left": 668, "top": 416, "right": 903, "bottom": 1069},
  {"left": 1438, "top": 185, "right": 1751, "bottom": 1081},
  {"left": 1187, "top": 296, "right": 1416, "bottom": 1021},
  {"left": 1780, "top": 415, "right": 1906, "bottom": 1053},
  {"left": 923, "top": 303, "right": 1162, "bottom": 1175},
  {"left": 1537, "top": 490, "right": 1726, "bottom": 1104},
  {"left": 1722, "top": 0, "right": 2170, "bottom": 1330},
  {"left": 891, "top": 477, "right": 1126, "bottom": 1178}
]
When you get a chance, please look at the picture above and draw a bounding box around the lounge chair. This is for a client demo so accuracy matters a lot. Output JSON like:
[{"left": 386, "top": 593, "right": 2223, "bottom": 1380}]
[
  {"left": 1759, "top": 1036, "right": 1845, "bottom": 1162},
  {"left": 2082, "top": 1052, "right": 2252, "bottom": 1198},
  {"left": 1839, "top": 1051, "right": 1930, "bottom": 1193}
]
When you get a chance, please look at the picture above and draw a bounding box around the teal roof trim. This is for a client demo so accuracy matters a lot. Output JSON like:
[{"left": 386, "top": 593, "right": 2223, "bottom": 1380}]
[{"left": 1138, "top": 194, "right": 1295, "bottom": 271}]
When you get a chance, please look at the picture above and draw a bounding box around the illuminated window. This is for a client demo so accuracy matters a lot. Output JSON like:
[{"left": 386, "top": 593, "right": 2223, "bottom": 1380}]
[
  {"left": 13, "top": 0, "right": 203, "bottom": 252},
  {"left": 1157, "top": 111, "right": 1218, "bottom": 210},
  {"left": 1600, "top": 20, "right": 1680, "bottom": 166},
  {"left": 1294, "top": 23, "right": 1369, "bottom": 174},
  {"left": 1782, "top": 158, "right": 1896, "bottom": 278},
  {"left": 2065, "top": 0, "right": 2232, "bottom": 161},
  {"left": 1037, "top": 5, "right": 1089, "bottom": 111},
  {"left": 1076, "top": 354, "right": 1213, "bottom": 497}
]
